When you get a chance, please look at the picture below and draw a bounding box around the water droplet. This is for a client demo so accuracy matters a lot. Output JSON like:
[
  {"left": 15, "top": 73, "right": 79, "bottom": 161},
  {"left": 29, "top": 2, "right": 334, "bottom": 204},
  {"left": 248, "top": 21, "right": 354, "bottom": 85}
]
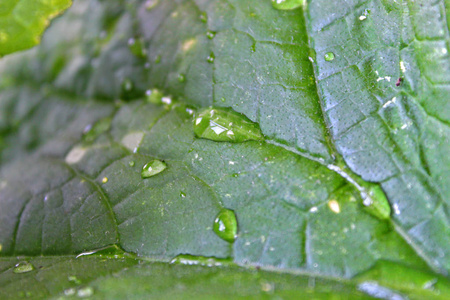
[
  {"left": 64, "top": 288, "right": 76, "bottom": 296},
  {"left": 77, "top": 286, "right": 94, "bottom": 298},
  {"left": 154, "top": 55, "right": 161, "bottom": 64},
  {"left": 102, "top": 177, "right": 108, "bottom": 184},
  {"left": 128, "top": 37, "right": 147, "bottom": 58},
  {"left": 122, "top": 78, "right": 133, "bottom": 91},
  {"left": 141, "top": 160, "right": 167, "bottom": 178},
  {"left": 324, "top": 52, "right": 335, "bottom": 62},
  {"left": 180, "top": 191, "right": 186, "bottom": 198},
  {"left": 206, "top": 31, "right": 216, "bottom": 39},
  {"left": 271, "top": 0, "right": 303, "bottom": 10},
  {"left": 199, "top": 11, "right": 207, "bottom": 23},
  {"left": 177, "top": 74, "right": 186, "bottom": 82},
  {"left": 170, "top": 254, "right": 232, "bottom": 267},
  {"left": 13, "top": 262, "right": 35, "bottom": 273},
  {"left": 145, "top": 0, "right": 159, "bottom": 11},
  {"left": 129, "top": 161, "right": 135, "bottom": 167},
  {"left": 193, "top": 107, "right": 264, "bottom": 143},
  {"left": 145, "top": 88, "right": 164, "bottom": 104},
  {"left": 220, "top": 97, "right": 226, "bottom": 102},
  {"left": 213, "top": 208, "right": 237, "bottom": 243},
  {"left": 82, "top": 117, "right": 112, "bottom": 143},
  {"left": 361, "top": 184, "right": 391, "bottom": 220},
  {"left": 68, "top": 275, "right": 81, "bottom": 284},
  {"left": 206, "top": 52, "right": 215, "bottom": 63}
]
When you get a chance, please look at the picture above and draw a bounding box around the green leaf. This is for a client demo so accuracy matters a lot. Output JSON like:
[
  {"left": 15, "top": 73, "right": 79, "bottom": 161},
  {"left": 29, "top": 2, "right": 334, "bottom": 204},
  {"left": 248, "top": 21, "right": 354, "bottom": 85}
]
[
  {"left": 0, "top": 0, "right": 72, "bottom": 57},
  {"left": 0, "top": 0, "right": 449, "bottom": 298}
]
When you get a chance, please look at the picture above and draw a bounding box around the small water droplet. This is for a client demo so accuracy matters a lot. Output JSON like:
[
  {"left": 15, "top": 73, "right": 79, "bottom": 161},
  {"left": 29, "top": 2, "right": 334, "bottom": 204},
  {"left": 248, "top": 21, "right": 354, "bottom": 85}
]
[
  {"left": 271, "top": 0, "right": 303, "bottom": 10},
  {"left": 122, "top": 78, "right": 133, "bottom": 91},
  {"left": 13, "top": 262, "right": 35, "bottom": 274},
  {"left": 220, "top": 97, "right": 226, "bottom": 102},
  {"left": 128, "top": 37, "right": 147, "bottom": 58},
  {"left": 129, "top": 161, "right": 135, "bottom": 167},
  {"left": 206, "top": 52, "right": 215, "bottom": 63},
  {"left": 193, "top": 107, "right": 264, "bottom": 143},
  {"left": 145, "top": 88, "right": 164, "bottom": 104},
  {"left": 206, "top": 31, "right": 216, "bottom": 39},
  {"left": 199, "top": 11, "right": 207, "bottom": 23},
  {"left": 180, "top": 191, "right": 186, "bottom": 198},
  {"left": 145, "top": 0, "right": 159, "bottom": 11},
  {"left": 154, "top": 55, "right": 161, "bottom": 64},
  {"left": 141, "top": 160, "right": 167, "bottom": 178},
  {"left": 77, "top": 286, "right": 94, "bottom": 298},
  {"left": 68, "top": 275, "right": 81, "bottom": 284},
  {"left": 64, "top": 288, "right": 76, "bottom": 296},
  {"left": 177, "top": 74, "right": 186, "bottom": 82},
  {"left": 102, "top": 177, "right": 108, "bottom": 184},
  {"left": 324, "top": 52, "right": 335, "bottom": 62},
  {"left": 213, "top": 208, "right": 237, "bottom": 243},
  {"left": 170, "top": 254, "right": 232, "bottom": 267}
]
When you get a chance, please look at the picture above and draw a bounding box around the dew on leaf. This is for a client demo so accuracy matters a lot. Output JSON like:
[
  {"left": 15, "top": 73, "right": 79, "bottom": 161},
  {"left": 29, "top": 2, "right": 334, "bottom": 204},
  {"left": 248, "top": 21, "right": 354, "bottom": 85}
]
[
  {"left": 77, "top": 286, "right": 94, "bottom": 298},
  {"left": 213, "top": 208, "right": 238, "bottom": 243},
  {"left": 193, "top": 107, "right": 264, "bottom": 143},
  {"left": 102, "top": 177, "right": 108, "bottom": 184},
  {"left": 145, "top": 88, "right": 164, "bottom": 104},
  {"left": 206, "top": 52, "right": 215, "bottom": 63},
  {"left": 324, "top": 52, "right": 335, "bottom": 62},
  {"left": 361, "top": 184, "right": 391, "bottom": 220},
  {"left": 128, "top": 37, "right": 147, "bottom": 58},
  {"left": 170, "top": 254, "right": 232, "bottom": 267},
  {"left": 177, "top": 74, "right": 186, "bottom": 82},
  {"left": 206, "top": 31, "right": 216, "bottom": 39},
  {"left": 141, "top": 160, "right": 167, "bottom": 178},
  {"left": 271, "top": 0, "right": 303, "bottom": 10},
  {"left": 199, "top": 11, "right": 207, "bottom": 23},
  {"left": 13, "top": 261, "right": 35, "bottom": 273},
  {"left": 180, "top": 191, "right": 186, "bottom": 198},
  {"left": 129, "top": 161, "right": 135, "bottom": 167}
]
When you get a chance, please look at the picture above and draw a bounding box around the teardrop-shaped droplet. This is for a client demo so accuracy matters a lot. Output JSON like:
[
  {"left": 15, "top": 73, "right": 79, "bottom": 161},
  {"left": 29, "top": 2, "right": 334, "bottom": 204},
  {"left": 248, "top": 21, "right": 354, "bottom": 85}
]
[
  {"left": 193, "top": 107, "right": 264, "bottom": 143},
  {"left": 324, "top": 52, "right": 335, "bottom": 62},
  {"left": 170, "top": 254, "right": 233, "bottom": 267},
  {"left": 128, "top": 37, "right": 147, "bottom": 58},
  {"left": 271, "top": 0, "right": 303, "bottom": 10},
  {"left": 199, "top": 11, "right": 207, "bottom": 23},
  {"left": 13, "top": 261, "right": 35, "bottom": 274},
  {"left": 213, "top": 208, "right": 237, "bottom": 242},
  {"left": 361, "top": 184, "right": 391, "bottom": 220},
  {"left": 82, "top": 117, "right": 112, "bottom": 143},
  {"left": 141, "top": 160, "right": 167, "bottom": 178}
]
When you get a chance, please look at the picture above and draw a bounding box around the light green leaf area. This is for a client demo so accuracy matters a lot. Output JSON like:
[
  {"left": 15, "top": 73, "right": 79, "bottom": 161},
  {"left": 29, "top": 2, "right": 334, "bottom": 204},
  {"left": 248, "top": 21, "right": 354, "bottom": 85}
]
[
  {"left": 0, "top": 0, "right": 72, "bottom": 57},
  {"left": 0, "top": 0, "right": 449, "bottom": 298}
]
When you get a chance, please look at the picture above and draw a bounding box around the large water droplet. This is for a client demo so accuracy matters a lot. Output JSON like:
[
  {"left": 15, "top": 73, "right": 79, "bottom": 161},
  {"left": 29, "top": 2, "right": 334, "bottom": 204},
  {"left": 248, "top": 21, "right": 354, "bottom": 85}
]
[
  {"left": 213, "top": 208, "right": 237, "bottom": 243},
  {"left": 170, "top": 254, "right": 233, "bottom": 267},
  {"left": 141, "top": 160, "right": 167, "bottom": 178},
  {"left": 128, "top": 37, "right": 147, "bottom": 58},
  {"left": 271, "top": 0, "right": 303, "bottom": 10},
  {"left": 193, "top": 107, "right": 264, "bottom": 143},
  {"left": 77, "top": 286, "right": 94, "bottom": 298},
  {"left": 13, "top": 261, "right": 35, "bottom": 274},
  {"left": 324, "top": 52, "right": 335, "bottom": 62},
  {"left": 361, "top": 184, "right": 391, "bottom": 220}
]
